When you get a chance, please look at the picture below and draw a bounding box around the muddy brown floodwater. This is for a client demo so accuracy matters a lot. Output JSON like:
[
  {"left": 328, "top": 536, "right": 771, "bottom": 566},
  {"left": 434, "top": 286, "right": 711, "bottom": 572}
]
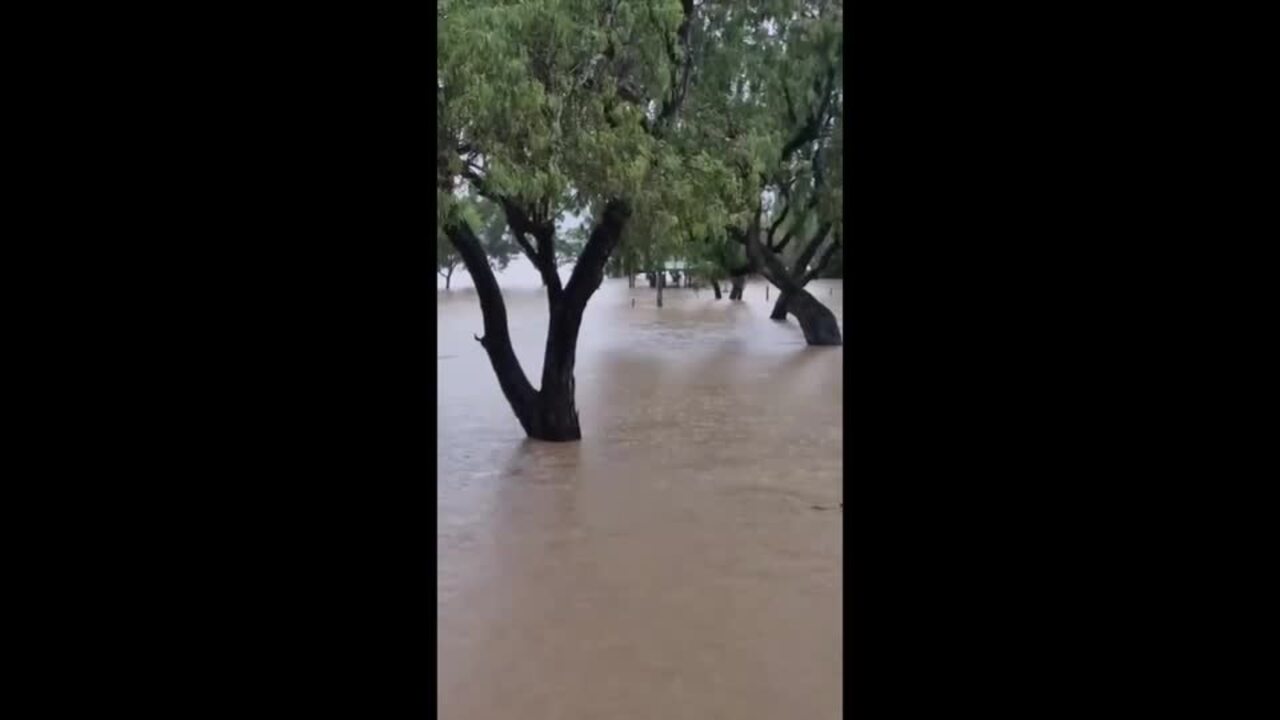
[{"left": 438, "top": 275, "right": 843, "bottom": 720}]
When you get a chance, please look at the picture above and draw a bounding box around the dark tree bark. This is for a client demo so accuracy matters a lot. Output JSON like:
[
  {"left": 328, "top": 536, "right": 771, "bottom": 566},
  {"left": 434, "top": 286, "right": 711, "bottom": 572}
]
[
  {"left": 735, "top": 58, "right": 841, "bottom": 340},
  {"left": 442, "top": 220, "right": 539, "bottom": 430},
  {"left": 769, "top": 290, "right": 791, "bottom": 319},
  {"left": 534, "top": 199, "right": 631, "bottom": 439},
  {"left": 711, "top": 279, "right": 722, "bottom": 299},
  {"left": 780, "top": 290, "right": 841, "bottom": 345},
  {"left": 768, "top": 232, "right": 839, "bottom": 320},
  {"left": 628, "top": 273, "right": 636, "bottom": 288},
  {"left": 444, "top": 199, "right": 632, "bottom": 440},
  {"left": 743, "top": 211, "right": 841, "bottom": 346},
  {"left": 656, "top": 269, "right": 665, "bottom": 308},
  {"left": 729, "top": 275, "right": 745, "bottom": 300},
  {"left": 646, "top": 272, "right": 657, "bottom": 288}
]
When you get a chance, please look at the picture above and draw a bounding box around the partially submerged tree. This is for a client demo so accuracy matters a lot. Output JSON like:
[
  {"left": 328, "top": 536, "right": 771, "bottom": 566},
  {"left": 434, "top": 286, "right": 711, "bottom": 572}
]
[
  {"left": 668, "top": 0, "right": 844, "bottom": 342},
  {"left": 761, "top": 145, "right": 842, "bottom": 320},
  {"left": 730, "top": 2, "right": 842, "bottom": 343},
  {"left": 437, "top": 0, "right": 844, "bottom": 443},
  {"left": 438, "top": 0, "right": 716, "bottom": 440}
]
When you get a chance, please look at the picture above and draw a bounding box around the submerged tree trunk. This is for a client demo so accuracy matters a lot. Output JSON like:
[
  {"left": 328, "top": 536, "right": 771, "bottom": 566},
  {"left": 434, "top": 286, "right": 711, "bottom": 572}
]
[
  {"left": 646, "top": 272, "right": 657, "bottom": 288},
  {"left": 711, "top": 279, "right": 722, "bottom": 299},
  {"left": 444, "top": 199, "right": 632, "bottom": 440},
  {"left": 729, "top": 275, "right": 745, "bottom": 300},
  {"left": 628, "top": 273, "right": 636, "bottom": 288},
  {"left": 784, "top": 290, "right": 841, "bottom": 344},
  {"left": 769, "top": 290, "right": 790, "bottom": 319},
  {"left": 744, "top": 212, "right": 841, "bottom": 346},
  {"left": 768, "top": 234, "right": 838, "bottom": 321},
  {"left": 442, "top": 220, "right": 539, "bottom": 430},
  {"left": 656, "top": 269, "right": 665, "bottom": 308},
  {"left": 532, "top": 303, "right": 583, "bottom": 440},
  {"left": 532, "top": 199, "right": 631, "bottom": 439}
]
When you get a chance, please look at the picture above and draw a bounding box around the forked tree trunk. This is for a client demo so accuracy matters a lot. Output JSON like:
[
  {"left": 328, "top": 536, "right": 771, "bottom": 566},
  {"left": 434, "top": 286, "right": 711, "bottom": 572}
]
[
  {"left": 769, "top": 237, "right": 838, "bottom": 321},
  {"left": 532, "top": 301, "right": 584, "bottom": 440},
  {"left": 444, "top": 199, "right": 631, "bottom": 440},
  {"left": 744, "top": 214, "right": 841, "bottom": 346}
]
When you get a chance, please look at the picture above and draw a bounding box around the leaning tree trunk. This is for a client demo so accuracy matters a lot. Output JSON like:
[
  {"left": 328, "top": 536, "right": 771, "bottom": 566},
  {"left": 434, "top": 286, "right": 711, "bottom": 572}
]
[
  {"left": 782, "top": 290, "right": 841, "bottom": 345},
  {"left": 769, "top": 235, "right": 838, "bottom": 321},
  {"left": 711, "top": 279, "right": 722, "bottom": 299},
  {"left": 444, "top": 199, "right": 632, "bottom": 440},
  {"left": 744, "top": 214, "right": 841, "bottom": 346},
  {"left": 442, "top": 220, "right": 539, "bottom": 431}
]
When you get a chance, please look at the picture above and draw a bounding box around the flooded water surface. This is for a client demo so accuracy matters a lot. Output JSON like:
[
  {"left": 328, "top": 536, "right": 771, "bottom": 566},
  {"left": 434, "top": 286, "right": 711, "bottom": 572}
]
[{"left": 438, "top": 273, "right": 843, "bottom": 719}]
